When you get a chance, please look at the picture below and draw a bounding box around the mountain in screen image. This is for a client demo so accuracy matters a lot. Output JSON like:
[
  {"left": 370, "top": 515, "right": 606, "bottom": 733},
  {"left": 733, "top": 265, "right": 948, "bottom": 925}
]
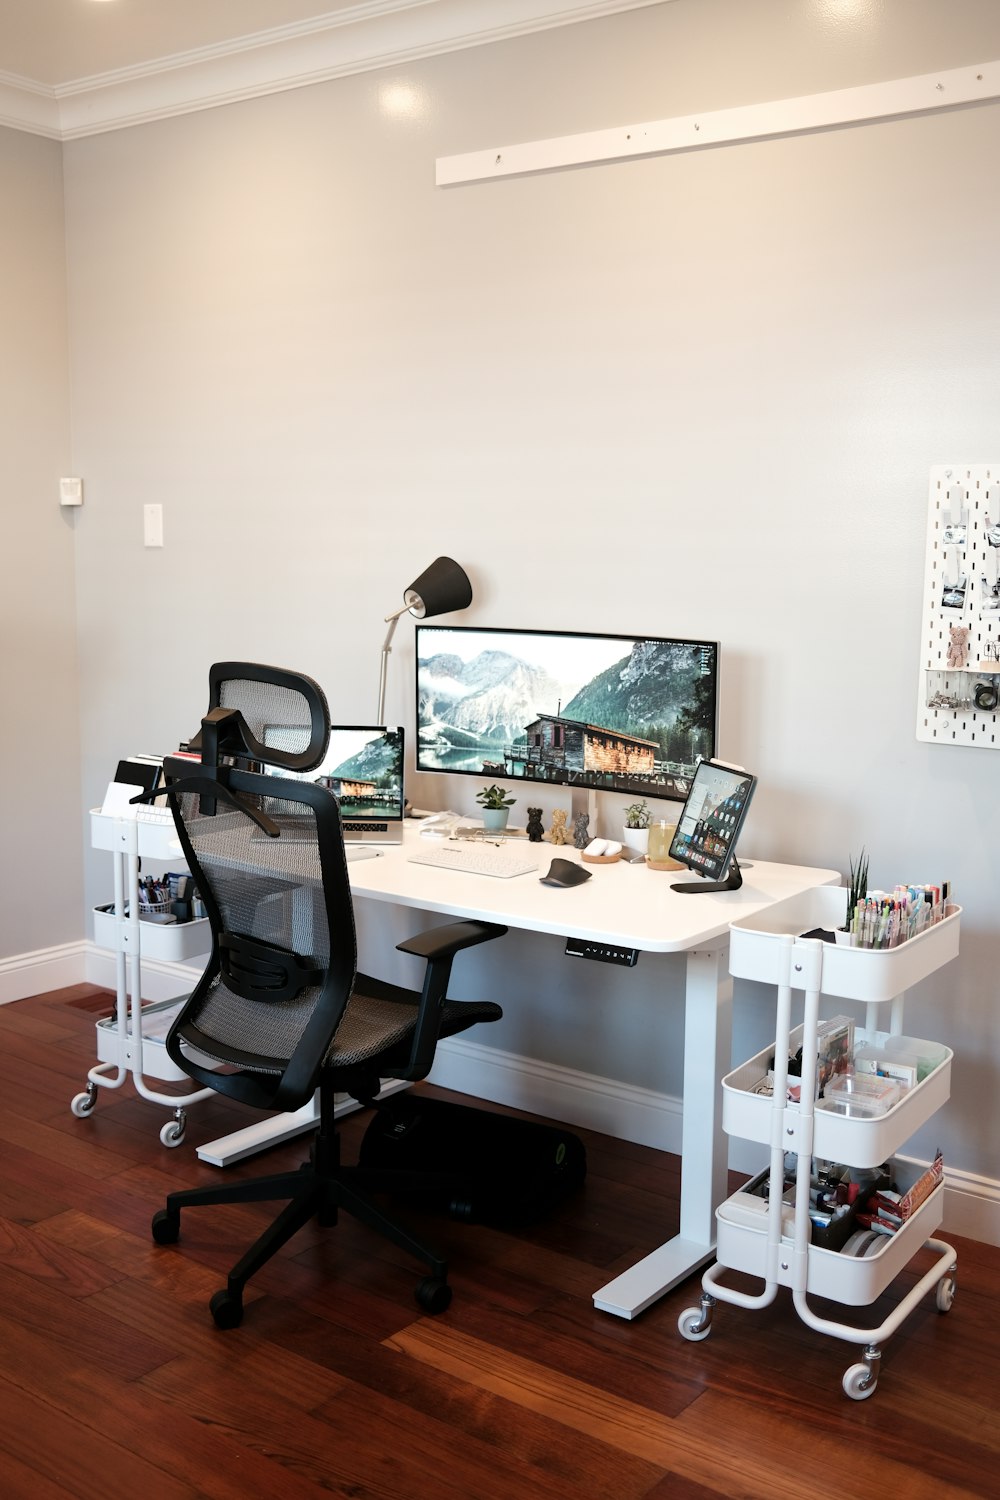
[
  {"left": 563, "top": 640, "right": 708, "bottom": 735},
  {"left": 418, "top": 650, "right": 564, "bottom": 744},
  {"left": 333, "top": 729, "right": 402, "bottom": 784}
]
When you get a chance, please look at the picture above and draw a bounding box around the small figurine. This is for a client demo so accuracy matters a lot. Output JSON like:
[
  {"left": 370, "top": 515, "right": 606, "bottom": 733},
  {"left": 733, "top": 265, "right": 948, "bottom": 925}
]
[
  {"left": 548, "top": 808, "right": 570, "bottom": 846},
  {"left": 526, "top": 807, "right": 545, "bottom": 842},
  {"left": 947, "top": 622, "right": 971, "bottom": 668},
  {"left": 572, "top": 812, "right": 591, "bottom": 849}
]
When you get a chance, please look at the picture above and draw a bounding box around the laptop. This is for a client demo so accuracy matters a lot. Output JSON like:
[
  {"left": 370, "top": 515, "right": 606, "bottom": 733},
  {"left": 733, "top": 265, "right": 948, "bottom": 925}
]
[{"left": 263, "top": 724, "right": 405, "bottom": 845}]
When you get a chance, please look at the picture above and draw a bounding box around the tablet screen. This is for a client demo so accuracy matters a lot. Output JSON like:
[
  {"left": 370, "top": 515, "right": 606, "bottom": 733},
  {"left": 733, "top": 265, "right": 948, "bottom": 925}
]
[{"left": 668, "top": 761, "right": 756, "bottom": 883}]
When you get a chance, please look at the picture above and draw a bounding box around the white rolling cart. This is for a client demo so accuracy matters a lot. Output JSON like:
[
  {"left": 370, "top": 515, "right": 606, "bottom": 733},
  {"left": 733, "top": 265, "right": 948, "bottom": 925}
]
[
  {"left": 73, "top": 806, "right": 215, "bottom": 1146},
  {"left": 678, "top": 885, "right": 960, "bottom": 1400}
]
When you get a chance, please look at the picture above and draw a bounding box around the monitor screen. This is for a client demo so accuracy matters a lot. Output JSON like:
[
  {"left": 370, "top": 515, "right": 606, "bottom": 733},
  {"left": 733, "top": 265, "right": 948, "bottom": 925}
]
[
  {"left": 415, "top": 625, "right": 717, "bottom": 803},
  {"left": 264, "top": 725, "right": 405, "bottom": 826},
  {"left": 668, "top": 760, "right": 756, "bottom": 887}
]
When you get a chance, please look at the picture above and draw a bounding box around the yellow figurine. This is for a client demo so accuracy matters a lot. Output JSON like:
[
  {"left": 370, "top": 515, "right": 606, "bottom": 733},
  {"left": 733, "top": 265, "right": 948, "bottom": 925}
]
[{"left": 547, "top": 808, "right": 570, "bottom": 845}]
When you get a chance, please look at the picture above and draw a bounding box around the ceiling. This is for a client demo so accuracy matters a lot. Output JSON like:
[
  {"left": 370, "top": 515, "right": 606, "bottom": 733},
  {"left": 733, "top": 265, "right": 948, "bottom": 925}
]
[
  {"left": 0, "top": 0, "right": 366, "bottom": 85},
  {"left": 0, "top": 0, "right": 663, "bottom": 139}
]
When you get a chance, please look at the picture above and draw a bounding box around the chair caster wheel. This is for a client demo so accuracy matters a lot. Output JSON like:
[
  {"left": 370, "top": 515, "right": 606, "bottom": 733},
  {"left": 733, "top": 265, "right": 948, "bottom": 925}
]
[
  {"left": 448, "top": 1198, "right": 475, "bottom": 1222},
  {"left": 151, "top": 1209, "right": 180, "bottom": 1245},
  {"left": 416, "top": 1277, "right": 452, "bottom": 1315},
  {"left": 210, "top": 1289, "right": 244, "bottom": 1329}
]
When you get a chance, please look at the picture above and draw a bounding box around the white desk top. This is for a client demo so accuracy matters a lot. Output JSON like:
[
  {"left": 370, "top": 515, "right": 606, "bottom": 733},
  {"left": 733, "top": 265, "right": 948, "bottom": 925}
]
[{"left": 349, "top": 825, "right": 839, "bottom": 954}]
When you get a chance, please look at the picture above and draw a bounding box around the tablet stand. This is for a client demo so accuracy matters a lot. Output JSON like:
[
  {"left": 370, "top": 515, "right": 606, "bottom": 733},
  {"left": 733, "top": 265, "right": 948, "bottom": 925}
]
[{"left": 671, "top": 857, "right": 743, "bottom": 895}]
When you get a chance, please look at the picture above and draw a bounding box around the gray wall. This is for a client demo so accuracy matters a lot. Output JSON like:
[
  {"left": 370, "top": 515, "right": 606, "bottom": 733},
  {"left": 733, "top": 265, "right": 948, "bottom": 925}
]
[
  {"left": 0, "top": 125, "right": 79, "bottom": 956},
  {"left": 10, "top": 0, "right": 1000, "bottom": 1176}
]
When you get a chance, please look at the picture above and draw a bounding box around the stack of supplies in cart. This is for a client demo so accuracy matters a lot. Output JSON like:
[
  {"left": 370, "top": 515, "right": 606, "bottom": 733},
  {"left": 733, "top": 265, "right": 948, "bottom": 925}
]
[
  {"left": 849, "top": 883, "right": 948, "bottom": 949},
  {"left": 849, "top": 1149, "right": 945, "bottom": 1245},
  {"left": 744, "top": 1151, "right": 946, "bottom": 1254},
  {"left": 778, "top": 1015, "right": 854, "bottom": 1104},
  {"left": 817, "top": 1033, "right": 949, "bottom": 1116}
]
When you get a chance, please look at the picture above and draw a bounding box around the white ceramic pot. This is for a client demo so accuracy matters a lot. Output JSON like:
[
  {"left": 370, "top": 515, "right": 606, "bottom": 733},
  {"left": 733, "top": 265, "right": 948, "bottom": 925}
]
[{"left": 621, "top": 825, "right": 649, "bottom": 856}]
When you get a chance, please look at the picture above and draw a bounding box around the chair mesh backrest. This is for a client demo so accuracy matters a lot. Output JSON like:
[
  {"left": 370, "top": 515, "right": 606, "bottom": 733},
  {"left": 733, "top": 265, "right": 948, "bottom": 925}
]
[
  {"left": 173, "top": 774, "right": 356, "bottom": 1074},
  {"left": 208, "top": 663, "right": 330, "bottom": 772}
]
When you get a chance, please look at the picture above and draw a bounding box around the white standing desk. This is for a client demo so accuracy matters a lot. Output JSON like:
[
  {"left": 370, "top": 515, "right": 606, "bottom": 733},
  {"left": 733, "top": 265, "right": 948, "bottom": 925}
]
[{"left": 196, "top": 824, "right": 837, "bottom": 1319}]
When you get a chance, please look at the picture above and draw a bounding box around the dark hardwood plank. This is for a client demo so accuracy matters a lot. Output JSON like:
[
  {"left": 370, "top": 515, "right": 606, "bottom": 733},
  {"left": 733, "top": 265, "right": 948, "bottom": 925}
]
[{"left": 0, "top": 988, "right": 995, "bottom": 1500}]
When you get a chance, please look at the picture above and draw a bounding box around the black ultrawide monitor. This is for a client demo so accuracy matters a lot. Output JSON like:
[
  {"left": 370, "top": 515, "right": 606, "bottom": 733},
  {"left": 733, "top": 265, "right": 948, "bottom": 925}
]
[
  {"left": 668, "top": 760, "right": 756, "bottom": 893},
  {"left": 414, "top": 625, "right": 717, "bottom": 804}
]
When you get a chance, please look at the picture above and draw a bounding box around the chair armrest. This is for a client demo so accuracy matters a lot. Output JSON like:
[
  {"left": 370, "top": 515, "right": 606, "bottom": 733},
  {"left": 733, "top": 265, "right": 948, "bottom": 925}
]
[
  {"left": 393, "top": 920, "right": 506, "bottom": 1081},
  {"left": 396, "top": 920, "right": 507, "bottom": 961}
]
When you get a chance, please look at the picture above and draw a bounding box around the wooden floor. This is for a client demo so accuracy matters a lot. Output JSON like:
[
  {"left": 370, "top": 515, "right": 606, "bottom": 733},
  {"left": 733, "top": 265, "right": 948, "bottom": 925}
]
[{"left": 0, "top": 984, "right": 996, "bottom": 1499}]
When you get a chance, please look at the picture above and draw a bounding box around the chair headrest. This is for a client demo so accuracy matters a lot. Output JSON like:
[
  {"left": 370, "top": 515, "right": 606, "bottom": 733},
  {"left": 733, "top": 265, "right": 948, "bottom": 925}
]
[{"left": 197, "top": 662, "right": 331, "bottom": 773}]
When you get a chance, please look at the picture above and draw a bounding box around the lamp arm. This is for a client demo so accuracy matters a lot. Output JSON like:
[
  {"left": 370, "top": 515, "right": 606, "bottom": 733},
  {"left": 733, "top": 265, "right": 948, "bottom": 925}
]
[{"left": 377, "top": 606, "right": 409, "bottom": 726}]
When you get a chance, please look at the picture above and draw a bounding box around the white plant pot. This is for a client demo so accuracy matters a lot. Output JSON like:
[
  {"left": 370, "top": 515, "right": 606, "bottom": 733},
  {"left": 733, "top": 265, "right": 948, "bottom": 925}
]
[{"left": 622, "top": 826, "right": 649, "bottom": 856}]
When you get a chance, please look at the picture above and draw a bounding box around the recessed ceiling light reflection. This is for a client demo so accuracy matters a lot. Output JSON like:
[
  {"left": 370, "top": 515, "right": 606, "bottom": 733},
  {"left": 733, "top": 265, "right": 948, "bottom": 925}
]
[
  {"left": 816, "top": 0, "right": 873, "bottom": 18},
  {"left": 378, "top": 82, "right": 424, "bottom": 121}
]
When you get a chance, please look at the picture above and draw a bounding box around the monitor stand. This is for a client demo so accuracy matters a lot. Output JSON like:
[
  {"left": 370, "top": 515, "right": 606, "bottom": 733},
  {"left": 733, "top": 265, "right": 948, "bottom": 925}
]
[{"left": 671, "top": 856, "right": 743, "bottom": 895}]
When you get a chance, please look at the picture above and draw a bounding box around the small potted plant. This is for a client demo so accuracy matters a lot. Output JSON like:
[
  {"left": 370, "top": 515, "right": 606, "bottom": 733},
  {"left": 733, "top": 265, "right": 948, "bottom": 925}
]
[
  {"left": 622, "top": 798, "right": 651, "bottom": 855},
  {"left": 837, "top": 847, "right": 868, "bottom": 946},
  {"left": 476, "top": 784, "right": 516, "bottom": 832}
]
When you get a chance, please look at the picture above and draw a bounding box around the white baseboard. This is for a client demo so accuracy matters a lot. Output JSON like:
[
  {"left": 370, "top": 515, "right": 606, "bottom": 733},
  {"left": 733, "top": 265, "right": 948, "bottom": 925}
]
[
  {"left": 5, "top": 943, "right": 1000, "bottom": 1248},
  {"left": 0, "top": 941, "right": 91, "bottom": 1005},
  {"left": 83, "top": 943, "right": 205, "bottom": 1002},
  {"left": 431, "top": 1034, "right": 1000, "bottom": 1250},
  {"left": 430, "top": 1031, "right": 686, "bottom": 1154}
]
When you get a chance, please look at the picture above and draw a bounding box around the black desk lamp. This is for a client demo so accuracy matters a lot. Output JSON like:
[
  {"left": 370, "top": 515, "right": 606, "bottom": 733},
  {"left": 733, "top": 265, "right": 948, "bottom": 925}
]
[{"left": 377, "top": 557, "right": 473, "bottom": 724}]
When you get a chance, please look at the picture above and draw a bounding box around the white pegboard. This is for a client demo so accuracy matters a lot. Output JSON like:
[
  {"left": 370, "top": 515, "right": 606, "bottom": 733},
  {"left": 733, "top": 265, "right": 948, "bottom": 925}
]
[{"left": 917, "top": 465, "right": 1000, "bottom": 747}]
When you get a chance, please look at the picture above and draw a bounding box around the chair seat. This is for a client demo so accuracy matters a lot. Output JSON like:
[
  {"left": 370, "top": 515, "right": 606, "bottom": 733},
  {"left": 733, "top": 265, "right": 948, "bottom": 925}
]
[{"left": 327, "top": 986, "right": 503, "bottom": 1067}]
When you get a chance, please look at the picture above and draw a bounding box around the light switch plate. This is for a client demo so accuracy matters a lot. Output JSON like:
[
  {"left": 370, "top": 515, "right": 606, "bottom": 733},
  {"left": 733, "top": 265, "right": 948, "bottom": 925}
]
[
  {"left": 59, "top": 477, "right": 83, "bottom": 507},
  {"left": 143, "top": 504, "right": 164, "bottom": 547}
]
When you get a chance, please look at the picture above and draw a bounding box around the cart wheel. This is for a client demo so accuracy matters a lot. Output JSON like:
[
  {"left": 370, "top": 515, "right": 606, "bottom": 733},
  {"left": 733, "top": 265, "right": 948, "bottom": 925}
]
[
  {"left": 936, "top": 1276, "right": 956, "bottom": 1313},
  {"left": 159, "top": 1115, "right": 186, "bottom": 1148},
  {"left": 842, "top": 1362, "right": 877, "bottom": 1400},
  {"left": 210, "top": 1289, "right": 244, "bottom": 1329},
  {"left": 678, "top": 1307, "right": 712, "bottom": 1342},
  {"left": 70, "top": 1091, "right": 96, "bottom": 1119}
]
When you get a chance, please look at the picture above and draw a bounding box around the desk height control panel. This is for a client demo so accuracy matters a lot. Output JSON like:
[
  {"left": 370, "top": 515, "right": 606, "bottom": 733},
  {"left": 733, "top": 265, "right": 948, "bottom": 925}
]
[{"left": 565, "top": 937, "right": 639, "bottom": 967}]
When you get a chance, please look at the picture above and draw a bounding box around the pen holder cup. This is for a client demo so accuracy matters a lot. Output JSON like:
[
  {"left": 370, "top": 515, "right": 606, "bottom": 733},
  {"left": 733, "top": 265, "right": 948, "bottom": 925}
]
[{"left": 138, "top": 897, "right": 173, "bottom": 918}]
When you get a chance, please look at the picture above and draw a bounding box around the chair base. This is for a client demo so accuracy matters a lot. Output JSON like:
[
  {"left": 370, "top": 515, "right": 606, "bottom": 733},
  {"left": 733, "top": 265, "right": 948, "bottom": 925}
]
[{"left": 151, "top": 1090, "right": 452, "bottom": 1328}]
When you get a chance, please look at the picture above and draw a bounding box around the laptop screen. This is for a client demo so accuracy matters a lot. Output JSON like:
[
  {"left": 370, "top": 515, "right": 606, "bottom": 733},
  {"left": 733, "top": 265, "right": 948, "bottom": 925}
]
[{"left": 263, "top": 724, "right": 405, "bottom": 839}]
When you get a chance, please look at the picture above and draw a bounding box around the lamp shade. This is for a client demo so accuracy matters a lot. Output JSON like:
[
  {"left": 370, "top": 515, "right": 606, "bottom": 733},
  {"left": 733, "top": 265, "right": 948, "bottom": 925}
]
[{"left": 402, "top": 556, "right": 473, "bottom": 619}]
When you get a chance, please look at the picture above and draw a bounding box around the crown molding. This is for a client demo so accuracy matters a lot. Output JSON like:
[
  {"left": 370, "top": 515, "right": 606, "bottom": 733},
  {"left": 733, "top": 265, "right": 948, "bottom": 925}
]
[
  {"left": 0, "top": 0, "right": 665, "bottom": 142},
  {"left": 0, "top": 70, "right": 61, "bottom": 139}
]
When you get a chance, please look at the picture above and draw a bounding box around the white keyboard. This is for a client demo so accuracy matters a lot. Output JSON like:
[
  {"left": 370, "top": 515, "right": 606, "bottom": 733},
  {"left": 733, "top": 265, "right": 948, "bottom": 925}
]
[
  {"left": 408, "top": 841, "right": 540, "bottom": 879},
  {"left": 135, "top": 805, "right": 173, "bottom": 825}
]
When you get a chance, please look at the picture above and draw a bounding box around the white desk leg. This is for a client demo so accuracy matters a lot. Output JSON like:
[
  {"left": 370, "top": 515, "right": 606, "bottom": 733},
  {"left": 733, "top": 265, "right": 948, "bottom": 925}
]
[
  {"left": 194, "top": 1079, "right": 411, "bottom": 1167},
  {"left": 593, "top": 941, "right": 731, "bottom": 1319},
  {"left": 196, "top": 1095, "right": 320, "bottom": 1166}
]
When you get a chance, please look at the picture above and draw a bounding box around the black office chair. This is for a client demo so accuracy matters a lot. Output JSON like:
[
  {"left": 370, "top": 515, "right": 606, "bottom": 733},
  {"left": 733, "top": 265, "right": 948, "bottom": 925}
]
[{"left": 151, "top": 663, "right": 505, "bottom": 1328}]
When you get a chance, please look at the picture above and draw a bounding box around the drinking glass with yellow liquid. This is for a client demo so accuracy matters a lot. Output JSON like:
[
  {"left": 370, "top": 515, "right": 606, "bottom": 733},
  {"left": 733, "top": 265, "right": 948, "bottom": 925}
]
[{"left": 646, "top": 819, "right": 683, "bottom": 870}]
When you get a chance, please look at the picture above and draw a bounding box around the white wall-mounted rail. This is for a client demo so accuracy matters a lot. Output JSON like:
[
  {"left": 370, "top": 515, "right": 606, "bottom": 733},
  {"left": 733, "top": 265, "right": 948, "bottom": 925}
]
[{"left": 436, "top": 58, "right": 1000, "bottom": 186}]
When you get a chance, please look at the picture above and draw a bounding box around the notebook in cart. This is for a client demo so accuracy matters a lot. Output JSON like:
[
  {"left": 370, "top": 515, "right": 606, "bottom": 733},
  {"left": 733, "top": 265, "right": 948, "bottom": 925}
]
[{"left": 264, "top": 723, "right": 405, "bottom": 845}]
